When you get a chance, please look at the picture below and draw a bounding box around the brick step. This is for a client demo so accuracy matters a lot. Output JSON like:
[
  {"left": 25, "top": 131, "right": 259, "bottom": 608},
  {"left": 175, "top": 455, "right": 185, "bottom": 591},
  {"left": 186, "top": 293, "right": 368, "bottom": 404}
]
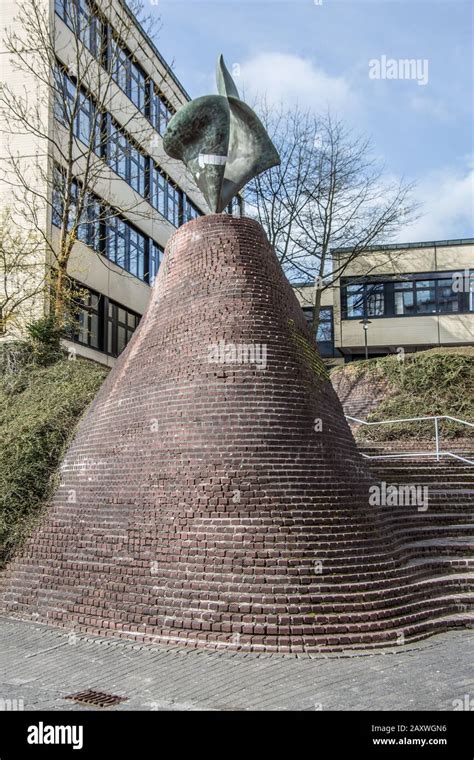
[
  {"left": 112, "top": 599, "right": 474, "bottom": 637},
  {"left": 15, "top": 566, "right": 472, "bottom": 610},
  {"left": 163, "top": 592, "right": 474, "bottom": 627},
  {"left": 6, "top": 608, "right": 472, "bottom": 653},
  {"left": 402, "top": 537, "right": 474, "bottom": 554},
  {"left": 150, "top": 578, "right": 474, "bottom": 614}
]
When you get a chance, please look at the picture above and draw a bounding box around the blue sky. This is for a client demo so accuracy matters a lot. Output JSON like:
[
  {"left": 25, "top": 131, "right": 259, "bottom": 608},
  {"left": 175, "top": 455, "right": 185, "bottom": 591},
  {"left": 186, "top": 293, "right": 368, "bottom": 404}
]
[{"left": 149, "top": 0, "right": 473, "bottom": 242}]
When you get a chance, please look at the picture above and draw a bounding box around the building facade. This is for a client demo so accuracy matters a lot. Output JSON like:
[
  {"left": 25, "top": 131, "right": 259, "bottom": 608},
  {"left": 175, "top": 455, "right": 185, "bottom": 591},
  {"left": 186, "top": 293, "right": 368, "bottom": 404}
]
[
  {"left": 295, "top": 238, "right": 474, "bottom": 363},
  {"left": 0, "top": 0, "right": 241, "bottom": 366}
]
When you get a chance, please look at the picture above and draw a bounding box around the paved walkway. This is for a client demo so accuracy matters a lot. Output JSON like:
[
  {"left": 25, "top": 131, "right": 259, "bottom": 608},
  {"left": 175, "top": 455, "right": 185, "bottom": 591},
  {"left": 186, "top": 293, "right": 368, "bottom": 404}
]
[{"left": 0, "top": 617, "right": 472, "bottom": 711}]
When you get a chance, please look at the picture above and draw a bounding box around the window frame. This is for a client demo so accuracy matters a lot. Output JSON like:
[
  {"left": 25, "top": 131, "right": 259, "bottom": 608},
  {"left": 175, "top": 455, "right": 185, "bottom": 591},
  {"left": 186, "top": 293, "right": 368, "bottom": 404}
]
[{"left": 341, "top": 271, "right": 470, "bottom": 320}]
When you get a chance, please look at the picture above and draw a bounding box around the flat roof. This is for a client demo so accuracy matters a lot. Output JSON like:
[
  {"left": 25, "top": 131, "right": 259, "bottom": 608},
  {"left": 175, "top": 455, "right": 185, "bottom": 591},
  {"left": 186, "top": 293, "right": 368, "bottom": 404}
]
[
  {"left": 119, "top": 0, "right": 191, "bottom": 102},
  {"left": 332, "top": 237, "right": 474, "bottom": 254}
]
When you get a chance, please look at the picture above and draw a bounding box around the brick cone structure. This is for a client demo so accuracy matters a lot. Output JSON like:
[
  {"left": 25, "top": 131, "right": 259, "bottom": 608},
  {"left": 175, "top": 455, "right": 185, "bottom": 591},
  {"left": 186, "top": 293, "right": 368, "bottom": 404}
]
[{"left": 1, "top": 215, "right": 472, "bottom": 652}]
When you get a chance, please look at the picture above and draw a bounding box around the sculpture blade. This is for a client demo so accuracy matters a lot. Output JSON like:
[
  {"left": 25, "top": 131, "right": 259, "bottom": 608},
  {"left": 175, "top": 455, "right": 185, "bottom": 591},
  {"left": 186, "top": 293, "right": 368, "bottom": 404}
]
[
  {"left": 163, "top": 95, "right": 230, "bottom": 213},
  {"left": 162, "top": 54, "right": 281, "bottom": 215},
  {"left": 216, "top": 54, "right": 240, "bottom": 100}
]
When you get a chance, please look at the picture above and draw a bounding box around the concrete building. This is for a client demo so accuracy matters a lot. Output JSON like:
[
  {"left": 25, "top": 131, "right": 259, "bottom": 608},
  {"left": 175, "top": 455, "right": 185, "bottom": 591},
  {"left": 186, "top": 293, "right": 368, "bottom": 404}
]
[
  {"left": 0, "top": 0, "right": 241, "bottom": 366},
  {"left": 295, "top": 238, "right": 474, "bottom": 363}
]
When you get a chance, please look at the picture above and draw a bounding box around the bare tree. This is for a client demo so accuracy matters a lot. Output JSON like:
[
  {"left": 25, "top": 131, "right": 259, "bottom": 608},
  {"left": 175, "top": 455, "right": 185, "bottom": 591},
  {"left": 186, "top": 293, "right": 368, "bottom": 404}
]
[
  {"left": 0, "top": 206, "right": 45, "bottom": 336},
  {"left": 246, "top": 105, "right": 419, "bottom": 331},
  {"left": 0, "top": 0, "right": 174, "bottom": 332}
]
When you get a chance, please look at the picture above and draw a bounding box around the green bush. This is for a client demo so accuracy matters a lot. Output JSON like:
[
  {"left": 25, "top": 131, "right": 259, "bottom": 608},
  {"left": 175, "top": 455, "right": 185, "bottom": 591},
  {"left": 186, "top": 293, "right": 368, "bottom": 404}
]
[
  {"left": 331, "top": 348, "right": 474, "bottom": 441},
  {"left": 0, "top": 345, "right": 108, "bottom": 566}
]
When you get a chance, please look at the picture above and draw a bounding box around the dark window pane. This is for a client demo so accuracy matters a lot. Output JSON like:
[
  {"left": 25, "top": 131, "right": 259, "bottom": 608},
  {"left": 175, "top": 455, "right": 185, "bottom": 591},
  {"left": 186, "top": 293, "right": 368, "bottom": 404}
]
[
  {"left": 347, "top": 287, "right": 364, "bottom": 317},
  {"left": 366, "top": 285, "right": 385, "bottom": 317},
  {"left": 117, "top": 325, "right": 126, "bottom": 353},
  {"left": 395, "top": 290, "right": 414, "bottom": 315},
  {"left": 90, "top": 313, "right": 99, "bottom": 347},
  {"left": 416, "top": 287, "right": 436, "bottom": 314}
]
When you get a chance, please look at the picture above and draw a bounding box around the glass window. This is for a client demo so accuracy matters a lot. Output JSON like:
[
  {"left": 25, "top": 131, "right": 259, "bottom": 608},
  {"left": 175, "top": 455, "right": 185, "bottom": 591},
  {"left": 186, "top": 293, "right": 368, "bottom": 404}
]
[
  {"left": 109, "top": 37, "right": 147, "bottom": 116},
  {"left": 130, "top": 61, "right": 147, "bottom": 112},
  {"left": 110, "top": 38, "right": 129, "bottom": 94},
  {"left": 317, "top": 308, "right": 333, "bottom": 343},
  {"left": 415, "top": 281, "right": 436, "bottom": 314},
  {"left": 227, "top": 196, "right": 243, "bottom": 217},
  {"left": 366, "top": 284, "right": 385, "bottom": 317},
  {"left": 149, "top": 242, "right": 164, "bottom": 285},
  {"left": 151, "top": 89, "right": 173, "bottom": 135},
  {"left": 437, "top": 278, "right": 459, "bottom": 313},
  {"left": 346, "top": 284, "right": 364, "bottom": 317},
  {"left": 105, "top": 214, "right": 145, "bottom": 281},
  {"left": 184, "top": 197, "right": 201, "bottom": 223},
  {"left": 167, "top": 183, "right": 180, "bottom": 226},
  {"left": 151, "top": 165, "right": 167, "bottom": 217},
  {"left": 69, "top": 285, "right": 101, "bottom": 349},
  {"left": 129, "top": 147, "right": 147, "bottom": 196},
  {"left": 106, "top": 300, "right": 140, "bottom": 357},
  {"left": 394, "top": 288, "right": 415, "bottom": 315},
  {"left": 344, "top": 272, "right": 472, "bottom": 319},
  {"left": 55, "top": 0, "right": 101, "bottom": 56},
  {"left": 469, "top": 275, "right": 474, "bottom": 312},
  {"left": 54, "top": 70, "right": 99, "bottom": 150}
]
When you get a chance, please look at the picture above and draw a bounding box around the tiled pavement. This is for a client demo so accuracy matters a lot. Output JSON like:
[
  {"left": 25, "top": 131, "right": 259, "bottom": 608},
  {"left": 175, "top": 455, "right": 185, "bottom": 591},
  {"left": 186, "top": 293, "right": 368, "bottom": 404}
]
[{"left": 0, "top": 617, "right": 472, "bottom": 711}]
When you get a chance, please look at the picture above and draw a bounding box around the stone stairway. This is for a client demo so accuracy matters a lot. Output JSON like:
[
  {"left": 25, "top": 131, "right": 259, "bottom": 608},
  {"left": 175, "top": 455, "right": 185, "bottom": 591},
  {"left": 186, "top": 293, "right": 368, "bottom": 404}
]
[{"left": 340, "top": 443, "right": 474, "bottom": 646}]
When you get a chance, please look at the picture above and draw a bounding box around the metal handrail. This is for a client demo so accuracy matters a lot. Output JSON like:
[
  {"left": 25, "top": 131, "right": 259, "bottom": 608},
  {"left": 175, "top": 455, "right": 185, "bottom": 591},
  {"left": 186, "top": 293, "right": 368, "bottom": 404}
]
[{"left": 346, "top": 414, "right": 474, "bottom": 466}]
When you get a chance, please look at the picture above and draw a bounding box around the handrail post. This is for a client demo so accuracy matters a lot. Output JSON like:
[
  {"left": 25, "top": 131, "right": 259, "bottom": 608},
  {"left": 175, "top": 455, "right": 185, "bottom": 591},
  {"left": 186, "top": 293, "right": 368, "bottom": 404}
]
[{"left": 434, "top": 417, "right": 440, "bottom": 462}]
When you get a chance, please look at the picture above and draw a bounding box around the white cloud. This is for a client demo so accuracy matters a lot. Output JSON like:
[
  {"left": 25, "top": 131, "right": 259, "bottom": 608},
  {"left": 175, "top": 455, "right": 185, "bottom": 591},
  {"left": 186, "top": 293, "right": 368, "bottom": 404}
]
[
  {"left": 236, "top": 52, "right": 358, "bottom": 116},
  {"left": 409, "top": 93, "right": 452, "bottom": 122},
  {"left": 401, "top": 160, "right": 474, "bottom": 241}
]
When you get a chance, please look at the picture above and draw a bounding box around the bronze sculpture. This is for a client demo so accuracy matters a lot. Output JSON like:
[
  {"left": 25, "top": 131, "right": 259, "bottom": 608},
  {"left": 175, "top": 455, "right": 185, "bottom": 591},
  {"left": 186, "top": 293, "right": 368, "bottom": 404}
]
[{"left": 163, "top": 55, "right": 280, "bottom": 213}]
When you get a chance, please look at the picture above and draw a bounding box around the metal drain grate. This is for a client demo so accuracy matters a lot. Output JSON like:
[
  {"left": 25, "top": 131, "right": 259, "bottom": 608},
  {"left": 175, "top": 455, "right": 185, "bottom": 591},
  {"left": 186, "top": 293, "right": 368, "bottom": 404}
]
[{"left": 65, "top": 689, "right": 127, "bottom": 708}]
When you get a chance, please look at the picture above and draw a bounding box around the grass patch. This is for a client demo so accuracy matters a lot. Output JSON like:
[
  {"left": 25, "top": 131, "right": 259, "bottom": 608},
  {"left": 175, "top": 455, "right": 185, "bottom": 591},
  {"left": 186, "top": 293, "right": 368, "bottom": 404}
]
[
  {"left": 331, "top": 347, "right": 474, "bottom": 441},
  {"left": 0, "top": 343, "right": 108, "bottom": 567}
]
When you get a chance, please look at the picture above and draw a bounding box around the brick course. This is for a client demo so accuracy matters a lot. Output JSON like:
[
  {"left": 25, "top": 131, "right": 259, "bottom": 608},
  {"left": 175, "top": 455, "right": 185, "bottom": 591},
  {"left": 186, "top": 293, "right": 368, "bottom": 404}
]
[{"left": 0, "top": 215, "right": 472, "bottom": 652}]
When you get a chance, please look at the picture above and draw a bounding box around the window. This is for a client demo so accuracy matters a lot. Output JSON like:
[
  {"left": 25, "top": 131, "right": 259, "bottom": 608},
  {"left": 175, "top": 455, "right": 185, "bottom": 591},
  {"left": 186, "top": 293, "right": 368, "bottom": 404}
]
[
  {"left": 149, "top": 242, "right": 164, "bottom": 286},
  {"left": 394, "top": 282, "right": 415, "bottom": 315},
  {"left": 106, "top": 300, "right": 140, "bottom": 356},
  {"left": 415, "top": 279, "right": 436, "bottom": 314},
  {"left": 66, "top": 283, "right": 141, "bottom": 356},
  {"left": 52, "top": 167, "right": 101, "bottom": 250},
  {"left": 130, "top": 59, "right": 147, "bottom": 113},
  {"left": 69, "top": 287, "right": 101, "bottom": 349},
  {"left": 184, "top": 197, "right": 202, "bottom": 223},
  {"left": 366, "top": 283, "right": 385, "bottom": 317},
  {"left": 343, "top": 272, "right": 470, "bottom": 319},
  {"left": 106, "top": 214, "right": 146, "bottom": 280},
  {"left": 302, "top": 306, "right": 334, "bottom": 357},
  {"left": 167, "top": 183, "right": 181, "bottom": 227},
  {"left": 317, "top": 307, "right": 334, "bottom": 344},
  {"left": 437, "top": 278, "right": 460, "bottom": 314},
  {"left": 107, "top": 116, "right": 147, "bottom": 196},
  {"left": 55, "top": 0, "right": 102, "bottom": 57},
  {"left": 151, "top": 165, "right": 182, "bottom": 226},
  {"left": 110, "top": 37, "right": 148, "bottom": 115},
  {"left": 54, "top": 69, "right": 100, "bottom": 151},
  {"left": 346, "top": 284, "right": 364, "bottom": 318},
  {"left": 227, "top": 196, "right": 243, "bottom": 217},
  {"left": 151, "top": 165, "right": 167, "bottom": 217},
  {"left": 151, "top": 88, "right": 174, "bottom": 135}
]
